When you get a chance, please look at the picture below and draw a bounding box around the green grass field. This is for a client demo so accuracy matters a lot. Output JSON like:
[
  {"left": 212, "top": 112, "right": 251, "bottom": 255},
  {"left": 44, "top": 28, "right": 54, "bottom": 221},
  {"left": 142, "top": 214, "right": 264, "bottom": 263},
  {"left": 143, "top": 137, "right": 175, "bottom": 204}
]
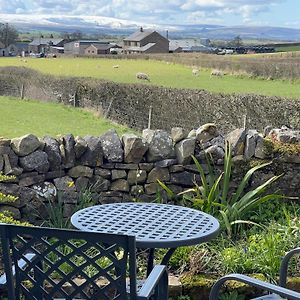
[
  {"left": 0, "top": 96, "right": 133, "bottom": 138},
  {"left": 0, "top": 57, "right": 299, "bottom": 99},
  {"left": 276, "top": 46, "right": 300, "bottom": 52}
]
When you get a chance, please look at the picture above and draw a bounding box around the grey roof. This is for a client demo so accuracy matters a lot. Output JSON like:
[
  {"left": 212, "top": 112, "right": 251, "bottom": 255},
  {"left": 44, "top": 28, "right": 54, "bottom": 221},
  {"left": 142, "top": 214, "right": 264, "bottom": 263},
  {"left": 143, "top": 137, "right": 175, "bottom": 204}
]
[
  {"left": 124, "top": 30, "right": 154, "bottom": 42},
  {"left": 77, "top": 40, "right": 109, "bottom": 44},
  {"left": 86, "top": 44, "right": 115, "bottom": 51},
  {"left": 169, "top": 39, "right": 204, "bottom": 48},
  {"left": 29, "top": 38, "right": 64, "bottom": 46},
  {"left": 125, "top": 43, "right": 156, "bottom": 52},
  {"left": 14, "top": 42, "right": 29, "bottom": 50}
]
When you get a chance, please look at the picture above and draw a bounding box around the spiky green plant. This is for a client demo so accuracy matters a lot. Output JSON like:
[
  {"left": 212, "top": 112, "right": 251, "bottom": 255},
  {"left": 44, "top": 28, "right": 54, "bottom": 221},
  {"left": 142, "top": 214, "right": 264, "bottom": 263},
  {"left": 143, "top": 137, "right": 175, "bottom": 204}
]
[{"left": 158, "top": 143, "right": 287, "bottom": 237}]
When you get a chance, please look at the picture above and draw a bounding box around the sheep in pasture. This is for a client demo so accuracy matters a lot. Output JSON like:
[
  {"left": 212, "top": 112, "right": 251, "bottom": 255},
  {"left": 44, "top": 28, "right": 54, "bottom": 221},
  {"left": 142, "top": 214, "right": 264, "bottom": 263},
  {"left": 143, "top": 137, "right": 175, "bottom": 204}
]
[
  {"left": 112, "top": 65, "right": 119, "bottom": 68},
  {"left": 210, "top": 69, "right": 223, "bottom": 77},
  {"left": 192, "top": 68, "right": 200, "bottom": 76},
  {"left": 136, "top": 72, "right": 150, "bottom": 81}
]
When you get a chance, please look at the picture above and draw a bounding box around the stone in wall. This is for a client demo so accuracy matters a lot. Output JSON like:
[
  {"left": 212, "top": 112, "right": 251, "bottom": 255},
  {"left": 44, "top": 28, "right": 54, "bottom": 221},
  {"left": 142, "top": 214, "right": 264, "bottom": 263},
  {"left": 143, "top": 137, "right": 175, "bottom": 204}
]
[
  {"left": 200, "top": 135, "right": 225, "bottom": 150},
  {"left": 147, "top": 167, "right": 170, "bottom": 183},
  {"left": 111, "top": 170, "right": 127, "bottom": 180},
  {"left": 32, "top": 182, "right": 57, "bottom": 203},
  {"left": 196, "top": 123, "right": 219, "bottom": 144},
  {"left": 43, "top": 136, "right": 62, "bottom": 170},
  {"left": 170, "top": 171, "right": 200, "bottom": 187},
  {"left": 61, "top": 134, "right": 76, "bottom": 168},
  {"left": 94, "top": 168, "right": 111, "bottom": 179},
  {"left": 100, "top": 129, "right": 124, "bottom": 162},
  {"left": 171, "top": 127, "right": 187, "bottom": 144},
  {"left": 74, "top": 136, "right": 87, "bottom": 158},
  {"left": 1, "top": 145, "right": 19, "bottom": 174},
  {"left": 204, "top": 145, "right": 225, "bottom": 161},
  {"left": 244, "top": 130, "right": 259, "bottom": 160},
  {"left": 68, "top": 165, "right": 93, "bottom": 178},
  {"left": 131, "top": 185, "right": 144, "bottom": 196},
  {"left": 122, "top": 134, "right": 148, "bottom": 163},
  {"left": 267, "top": 126, "right": 300, "bottom": 144},
  {"left": 254, "top": 135, "right": 268, "bottom": 159},
  {"left": 111, "top": 179, "right": 129, "bottom": 192},
  {"left": 89, "top": 176, "right": 110, "bottom": 192},
  {"left": 0, "top": 155, "right": 3, "bottom": 172},
  {"left": 53, "top": 176, "right": 75, "bottom": 191},
  {"left": 19, "top": 174, "right": 45, "bottom": 187},
  {"left": 11, "top": 134, "right": 41, "bottom": 156},
  {"left": 226, "top": 128, "right": 246, "bottom": 156},
  {"left": 175, "top": 138, "right": 195, "bottom": 165},
  {"left": 75, "top": 177, "right": 89, "bottom": 192},
  {"left": 19, "top": 150, "right": 49, "bottom": 173},
  {"left": 155, "top": 159, "right": 177, "bottom": 168},
  {"left": 127, "top": 169, "right": 147, "bottom": 185},
  {"left": 79, "top": 136, "right": 103, "bottom": 167},
  {"left": 143, "top": 129, "right": 175, "bottom": 162}
]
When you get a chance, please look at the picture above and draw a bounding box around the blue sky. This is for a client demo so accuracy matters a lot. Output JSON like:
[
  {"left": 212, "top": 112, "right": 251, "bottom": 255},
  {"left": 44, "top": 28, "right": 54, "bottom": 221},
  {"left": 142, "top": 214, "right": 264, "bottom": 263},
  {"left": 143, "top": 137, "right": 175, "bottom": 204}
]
[{"left": 0, "top": 0, "right": 299, "bottom": 28}]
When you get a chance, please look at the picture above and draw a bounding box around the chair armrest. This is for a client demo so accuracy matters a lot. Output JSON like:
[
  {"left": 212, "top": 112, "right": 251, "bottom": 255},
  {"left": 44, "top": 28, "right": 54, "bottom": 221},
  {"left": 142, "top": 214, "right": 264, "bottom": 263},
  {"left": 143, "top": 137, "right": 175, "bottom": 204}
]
[
  {"left": 209, "top": 274, "right": 300, "bottom": 300},
  {"left": 137, "top": 265, "right": 168, "bottom": 300},
  {"left": 0, "top": 253, "right": 36, "bottom": 286},
  {"left": 280, "top": 247, "right": 300, "bottom": 287}
]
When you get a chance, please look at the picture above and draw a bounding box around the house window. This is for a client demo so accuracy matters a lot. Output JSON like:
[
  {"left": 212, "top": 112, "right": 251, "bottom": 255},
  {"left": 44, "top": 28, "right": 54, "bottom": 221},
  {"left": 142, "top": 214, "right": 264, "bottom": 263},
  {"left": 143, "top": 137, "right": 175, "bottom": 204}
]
[{"left": 92, "top": 51, "right": 94, "bottom": 53}]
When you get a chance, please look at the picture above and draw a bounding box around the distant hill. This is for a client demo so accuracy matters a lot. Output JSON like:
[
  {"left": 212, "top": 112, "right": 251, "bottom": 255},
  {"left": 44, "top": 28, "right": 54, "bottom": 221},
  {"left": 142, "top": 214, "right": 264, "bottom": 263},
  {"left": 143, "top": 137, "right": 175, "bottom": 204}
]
[{"left": 1, "top": 13, "right": 300, "bottom": 41}]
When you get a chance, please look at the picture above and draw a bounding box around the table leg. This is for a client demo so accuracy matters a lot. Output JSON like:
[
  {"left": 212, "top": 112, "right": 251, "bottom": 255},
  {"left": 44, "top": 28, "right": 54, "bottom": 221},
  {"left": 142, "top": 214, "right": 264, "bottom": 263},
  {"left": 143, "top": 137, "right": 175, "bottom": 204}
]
[
  {"left": 161, "top": 248, "right": 176, "bottom": 265},
  {"left": 147, "top": 248, "right": 155, "bottom": 276},
  {"left": 146, "top": 248, "right": 177, "bottom": 276}
]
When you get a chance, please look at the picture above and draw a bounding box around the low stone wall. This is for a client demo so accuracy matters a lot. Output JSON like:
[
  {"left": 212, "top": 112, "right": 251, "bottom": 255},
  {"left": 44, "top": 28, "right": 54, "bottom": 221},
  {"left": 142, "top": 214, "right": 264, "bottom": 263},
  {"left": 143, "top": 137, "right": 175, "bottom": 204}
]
[
  {"left": 0, "top": 124, "right": 299, "bottom": 224},
  {"left": 0, "top": 67, "right": 300, "bottom": 132}
]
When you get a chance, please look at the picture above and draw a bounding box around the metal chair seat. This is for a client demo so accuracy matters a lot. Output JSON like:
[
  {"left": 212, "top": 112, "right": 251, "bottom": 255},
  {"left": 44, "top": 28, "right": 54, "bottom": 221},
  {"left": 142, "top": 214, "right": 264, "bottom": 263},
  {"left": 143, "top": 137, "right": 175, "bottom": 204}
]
[{"left": 253, "top": 294, "right": 283, "bottom": 300}]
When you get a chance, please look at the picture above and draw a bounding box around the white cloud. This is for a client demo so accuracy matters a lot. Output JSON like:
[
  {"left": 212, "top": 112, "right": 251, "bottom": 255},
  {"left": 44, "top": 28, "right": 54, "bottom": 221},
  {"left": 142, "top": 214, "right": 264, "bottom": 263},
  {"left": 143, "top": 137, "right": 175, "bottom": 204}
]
[{"left": 0, "top": 0, "right": 287, "bottom": 25}]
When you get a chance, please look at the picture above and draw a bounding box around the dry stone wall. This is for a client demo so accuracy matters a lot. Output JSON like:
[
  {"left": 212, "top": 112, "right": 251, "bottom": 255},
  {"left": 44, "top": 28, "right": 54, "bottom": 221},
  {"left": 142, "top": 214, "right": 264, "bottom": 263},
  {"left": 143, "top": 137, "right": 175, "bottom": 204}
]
[
  {"left": 0, "top": 125, "right": 299, "bottom": 224},
  {"left": 0, "top": 67, "right": 299, "bottom": 132}
]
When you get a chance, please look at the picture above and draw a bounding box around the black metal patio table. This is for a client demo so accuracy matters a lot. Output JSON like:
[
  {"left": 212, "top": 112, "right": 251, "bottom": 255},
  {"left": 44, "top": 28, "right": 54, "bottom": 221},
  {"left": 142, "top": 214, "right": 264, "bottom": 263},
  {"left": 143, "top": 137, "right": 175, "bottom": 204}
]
[{"left": 71, "top": 202, "right": 220, "bottom": 274}]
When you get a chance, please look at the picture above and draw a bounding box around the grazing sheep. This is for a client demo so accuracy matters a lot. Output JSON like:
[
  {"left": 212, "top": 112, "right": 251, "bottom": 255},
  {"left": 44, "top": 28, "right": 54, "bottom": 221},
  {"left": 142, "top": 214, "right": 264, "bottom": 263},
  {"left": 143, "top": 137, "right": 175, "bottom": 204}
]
[
  {"left": 210, "top": 69, "right": 223, "bottom": 77},
  {"left": 192, "top": 68, "right": 200, "bottom": 76},
  {"left": 113, "top": 65, "right": 119, "bottom": 68},
  {"left": 136, "top": 72, "right": 150, "bottom": 81}
]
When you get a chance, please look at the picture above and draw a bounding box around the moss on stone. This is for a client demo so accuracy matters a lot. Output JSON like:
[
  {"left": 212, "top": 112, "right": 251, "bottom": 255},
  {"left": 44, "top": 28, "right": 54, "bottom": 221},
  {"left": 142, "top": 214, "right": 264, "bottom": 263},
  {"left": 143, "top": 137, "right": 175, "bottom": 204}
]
[
  {"left": 263, "top": 138, "right": 300, "bottom": 156},
  {"left": 248, "top": 159, "right": 271, "bottom": 169}
]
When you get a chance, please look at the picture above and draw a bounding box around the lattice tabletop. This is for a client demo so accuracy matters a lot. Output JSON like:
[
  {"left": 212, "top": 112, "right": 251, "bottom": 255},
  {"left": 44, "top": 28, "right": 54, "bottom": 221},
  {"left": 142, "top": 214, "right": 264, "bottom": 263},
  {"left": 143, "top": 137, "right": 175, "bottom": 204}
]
[{"left": 71, "top": 203, "right": 220, "bottom": 248}]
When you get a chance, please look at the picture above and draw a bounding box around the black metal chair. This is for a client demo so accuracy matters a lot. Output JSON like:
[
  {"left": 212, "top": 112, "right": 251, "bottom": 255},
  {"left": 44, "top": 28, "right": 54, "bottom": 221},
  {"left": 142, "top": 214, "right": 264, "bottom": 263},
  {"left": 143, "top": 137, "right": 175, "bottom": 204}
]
[
  {"left": 209, "top": 247, "right": 300, "bottom": 300},
  {"left": 0, "top": 224, "right": 168, "bottom": 300}
]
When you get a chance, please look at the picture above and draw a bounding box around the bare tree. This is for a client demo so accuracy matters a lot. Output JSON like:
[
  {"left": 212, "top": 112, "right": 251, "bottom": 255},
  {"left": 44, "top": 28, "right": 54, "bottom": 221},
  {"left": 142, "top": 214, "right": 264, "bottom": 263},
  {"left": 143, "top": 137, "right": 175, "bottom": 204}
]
[
  {"left": 0, "top": 23, "right": 19, "bottom": 47},
  {"left": 71, "top": 30, "right": 83, "bottom": 40},
  {"left": 228, "top": 35, "right": 243, "bottom": 47}
]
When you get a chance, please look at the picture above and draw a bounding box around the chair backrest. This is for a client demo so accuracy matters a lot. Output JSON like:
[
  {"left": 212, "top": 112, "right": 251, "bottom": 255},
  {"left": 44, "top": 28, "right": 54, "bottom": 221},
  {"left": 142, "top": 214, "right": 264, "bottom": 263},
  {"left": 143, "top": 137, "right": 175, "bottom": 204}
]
[{"left": 0, "top": 224, "right": 137, "bottom": 300}]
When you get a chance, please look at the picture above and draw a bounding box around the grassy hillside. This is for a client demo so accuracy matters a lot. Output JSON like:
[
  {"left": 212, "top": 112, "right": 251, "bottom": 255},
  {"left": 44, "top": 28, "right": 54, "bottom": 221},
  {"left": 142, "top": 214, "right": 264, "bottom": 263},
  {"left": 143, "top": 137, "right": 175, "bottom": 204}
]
[
  {"left": 0, "top": 96, "right": 133, "bottom": 138},
  {"left": 0, "top": 57, "right": 299, "bottom": 98},
  {"left": 275, "top": 45, "right": 300, "bottom": 52}
]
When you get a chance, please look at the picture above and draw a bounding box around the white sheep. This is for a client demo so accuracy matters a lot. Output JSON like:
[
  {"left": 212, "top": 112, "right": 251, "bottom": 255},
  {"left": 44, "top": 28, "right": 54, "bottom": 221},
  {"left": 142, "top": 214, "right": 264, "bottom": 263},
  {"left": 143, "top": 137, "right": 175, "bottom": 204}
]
[
  {"left": 136, "top": 72, "right": 150, "bottom": 81},
  {"left": 113, "top": 65, "right": 119, "bottom": 68},
  {"left": 210, "top": 69, "right": 223, "bottom": 77},
  {"left": 192, "top": 68, "right": 200, "bottom": 76}
]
